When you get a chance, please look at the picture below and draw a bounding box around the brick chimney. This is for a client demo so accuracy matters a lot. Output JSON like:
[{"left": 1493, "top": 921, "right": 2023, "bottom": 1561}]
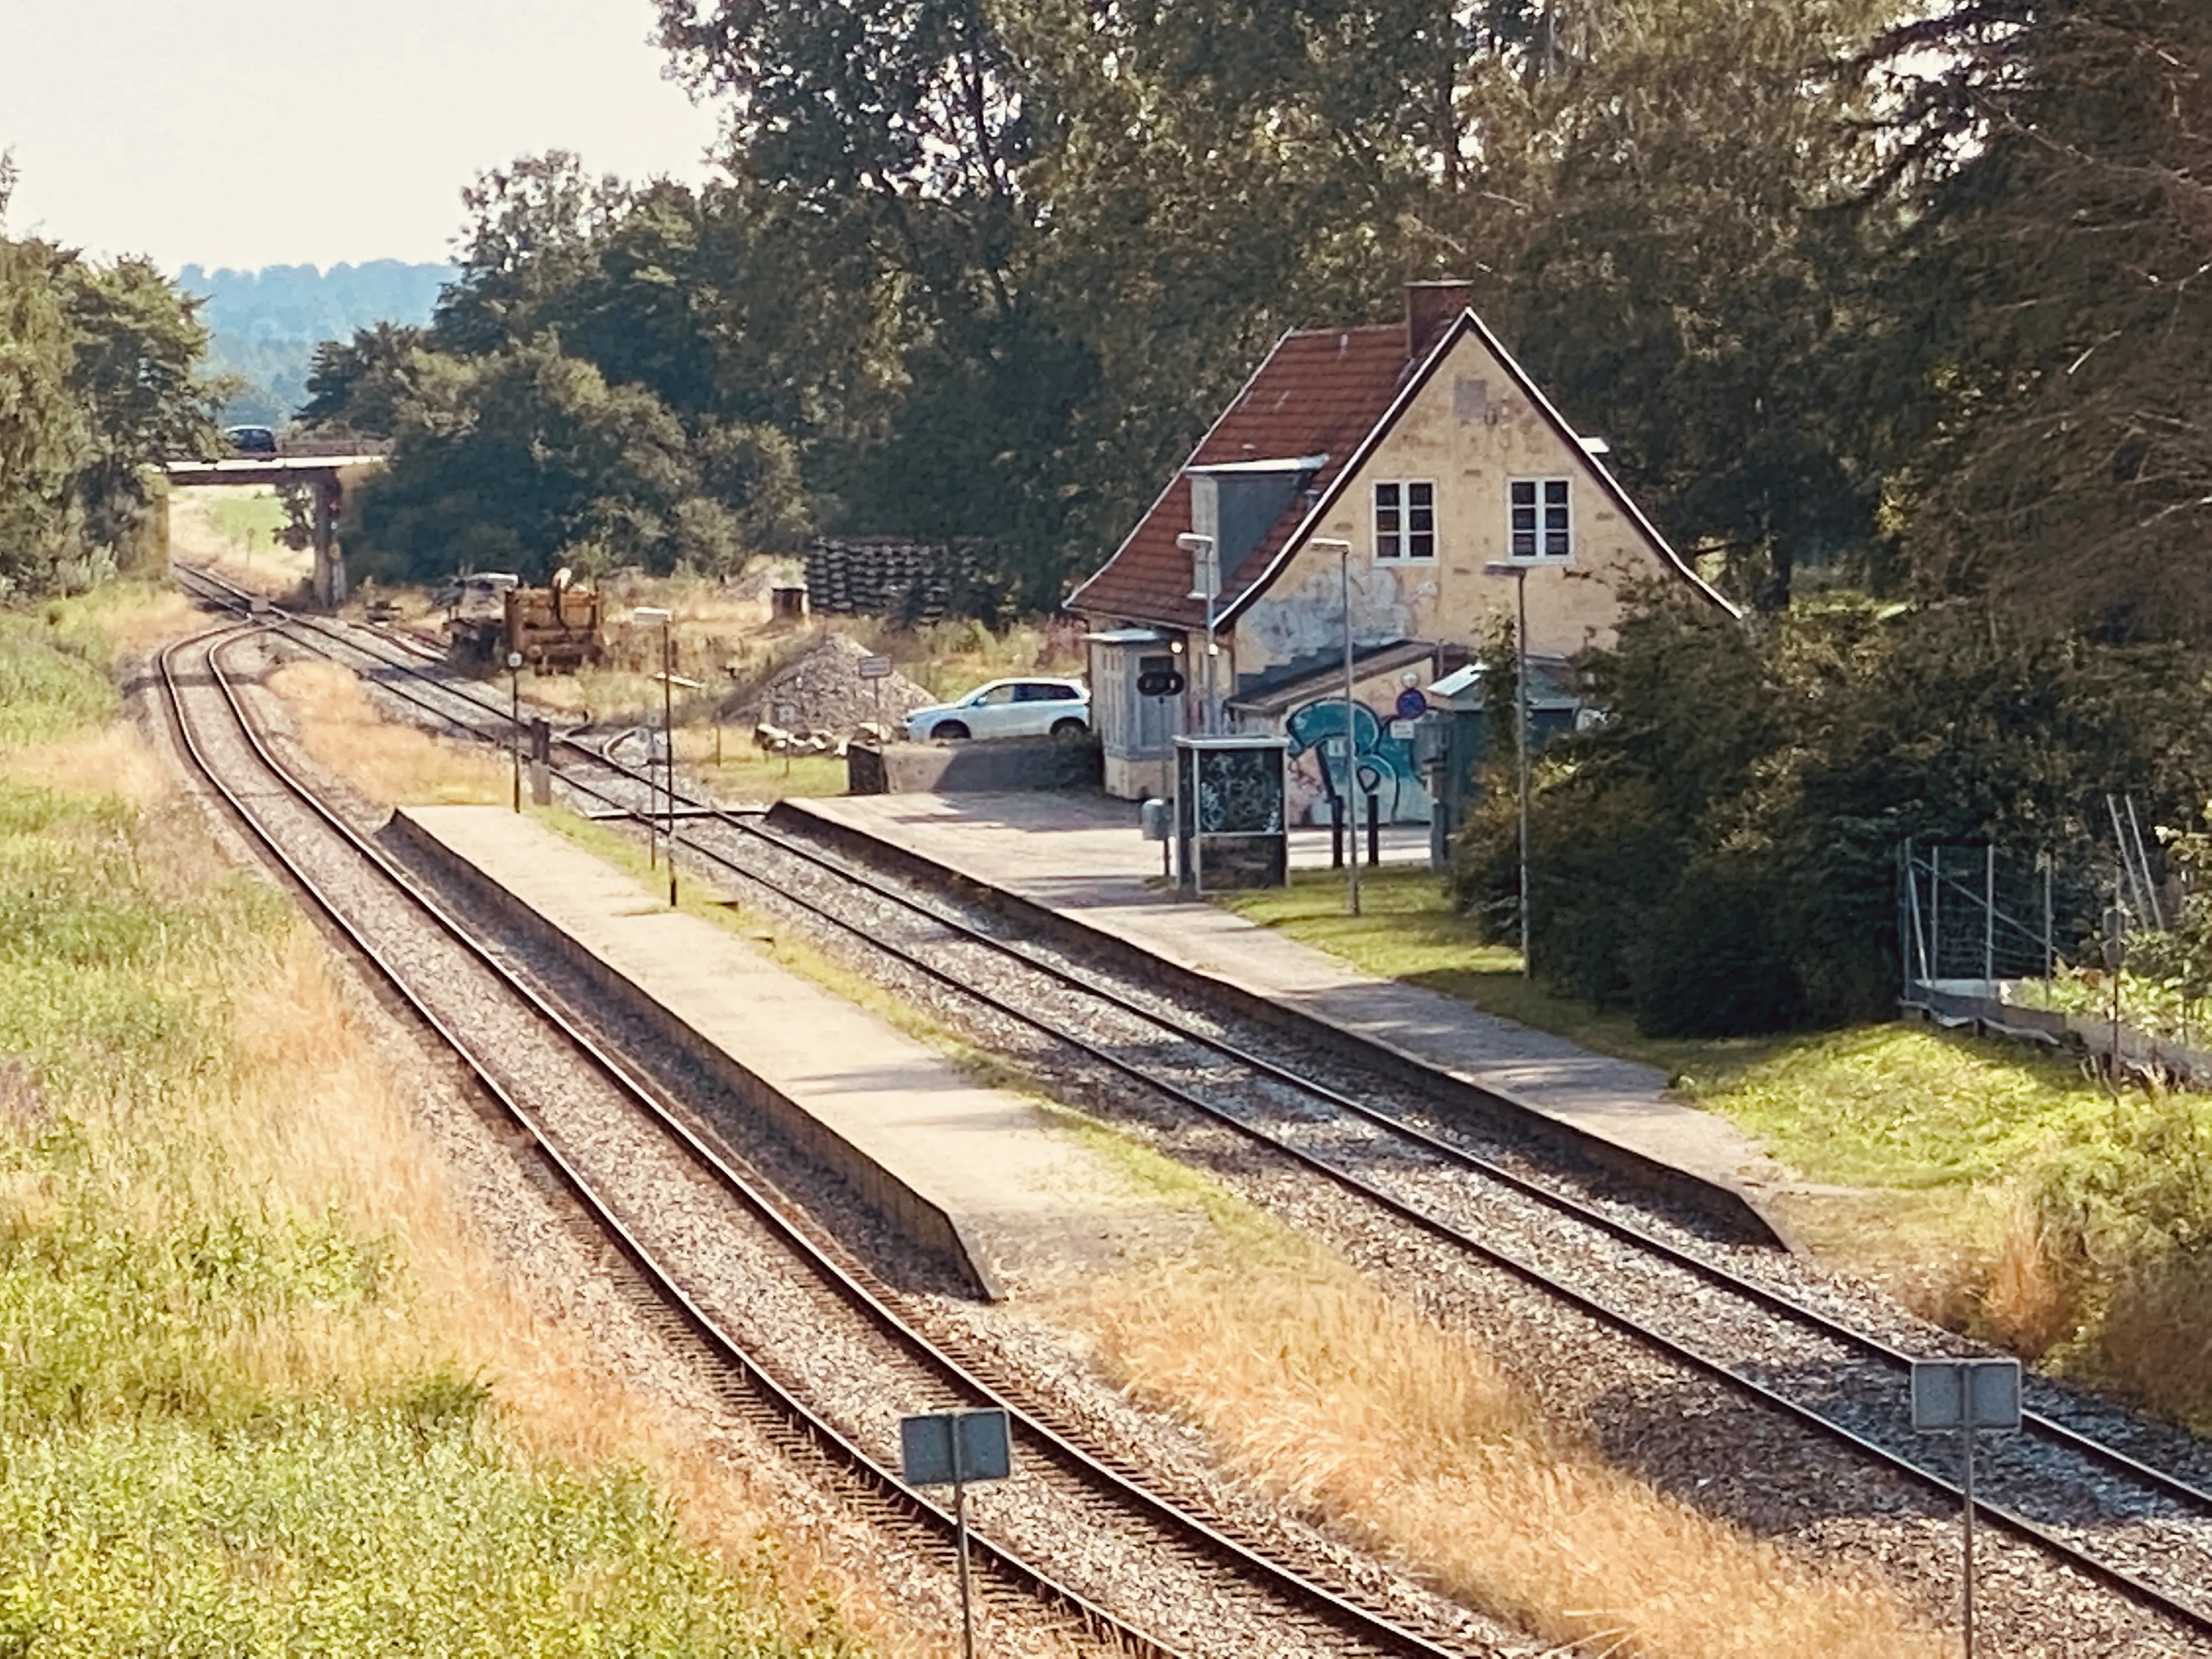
[{"left": 1406, "top": 280, "right": 1475, "bottom": 360}]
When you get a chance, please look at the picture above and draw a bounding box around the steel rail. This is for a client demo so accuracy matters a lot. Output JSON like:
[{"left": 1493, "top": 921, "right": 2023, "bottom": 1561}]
[
  {"left": 171, "top": 566, "right": 2212, "bottom": 1635},
  {"left": 157, "top": 618, "right": 1483, "bottom": 1659}
]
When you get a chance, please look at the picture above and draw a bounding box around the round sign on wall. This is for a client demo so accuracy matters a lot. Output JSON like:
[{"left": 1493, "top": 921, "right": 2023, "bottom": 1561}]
[{"left": 1395, "top": 688, "right": 1429, "bottom": 720}]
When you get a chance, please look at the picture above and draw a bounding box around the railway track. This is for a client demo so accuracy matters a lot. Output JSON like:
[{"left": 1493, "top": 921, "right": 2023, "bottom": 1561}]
[
  {"left": 155, "top": 616, "right": 1514, "bottom": 1659},
  {"left": 173, "top": 565, "right": 2212, "bottom": 1645}
]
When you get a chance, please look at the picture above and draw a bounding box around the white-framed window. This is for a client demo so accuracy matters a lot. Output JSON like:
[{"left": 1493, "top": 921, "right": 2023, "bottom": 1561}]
[
  {"left": 1509, "top": 478, "right": 1571, "bottom": 560},
  {"left": 1374, "top": 480, "right": 1436, "bottom": 561}
]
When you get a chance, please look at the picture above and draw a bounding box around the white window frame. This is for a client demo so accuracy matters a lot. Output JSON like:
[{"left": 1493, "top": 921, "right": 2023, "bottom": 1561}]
[
  {"left": 1509, "top": 477, "right": 1572, "bottom": 562},
  {"left": 1373, "top": 479, "right": 1437, "bottom": 562}
]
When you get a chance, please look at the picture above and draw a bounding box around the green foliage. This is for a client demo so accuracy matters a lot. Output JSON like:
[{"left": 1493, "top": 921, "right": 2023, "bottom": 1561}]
[
  {"left": 0, "top": 1412, "right": 853, "bottom": 1657},
  {"left": 1452, "top": 598, "right": 2212, "bottom": 1032},
  {"left": 0, "top": 610, "right": 116, "bottom": 746},
  {"left": 0, "top": 188, "right": 226, "bottom": 596},
  {"left": 1509, "top": 0, "right": 1903, "bottom": 607},
  {"left": 184, "top": 259, "right": 451, "bottom": 426},
  {"left": 1866, "top": 0, "right": 2212, "bottom": 637}
]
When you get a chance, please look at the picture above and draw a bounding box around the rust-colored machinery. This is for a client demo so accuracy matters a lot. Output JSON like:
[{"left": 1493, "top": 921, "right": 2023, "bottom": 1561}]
[
  {"left": 502, "top": 582, "right": 604, "bottom": 670},
  {"left": 443, "top": 572, "right": 604, "bottom": 672}
]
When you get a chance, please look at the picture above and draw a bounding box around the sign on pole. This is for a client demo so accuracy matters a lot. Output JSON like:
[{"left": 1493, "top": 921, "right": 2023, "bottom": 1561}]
[
  {"left": 857, "top": 656, "right": 891, "bottom": 733},
  {"left": 1910, "top": 1357, "right": 2021, "bottom": 1659},
  {"left": 900, "top": 1409, "right": 1011, "bottom": 1659}
]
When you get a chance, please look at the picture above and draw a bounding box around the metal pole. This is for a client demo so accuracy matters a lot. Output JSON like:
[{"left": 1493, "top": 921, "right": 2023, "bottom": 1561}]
[
  {"left": 1900, "top": 839, "right": 1912, "bottom": 997},
  {"left": 662, "top": 619, "right": 677, "bottom": 909},
  {"left": 1342, "top": 542, "right": 1361, "bottom": 918},
  {"left": 1205, "top": 589, "right": 1218, "bottom": 737},
  {"left": 1961, "top": 1387, "right": 1978, "bottom": 1659},
  {"left": 509, "top": 659, "right": 522, "bottom": 814},
  {"left": 954, "top": 1477, "right": 975, "bottom": 1659},
  {"left": 1931, "top": 846, "right": 1942, "bottom": 980},
  {"left": 1984, "top": 843, "right": 1995, "bottom": 984},
  {"left": 1515, "top": 568, "right": 1532, "bottom": 978},
  {"left": 2042, "top": 854, "right": 2055, "bottom": 985}
]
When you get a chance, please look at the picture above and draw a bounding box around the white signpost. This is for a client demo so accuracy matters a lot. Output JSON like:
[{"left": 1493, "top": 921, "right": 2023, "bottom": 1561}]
[
  {"left": 1911, "top": 1356, "right": 2022, "bottom": 1658},
  {"left": 858, "top": 653, "right": 892, "bottom": 732},
  {"left": 900, "top": 1407, "right": 1011, "bottom": 1659}
]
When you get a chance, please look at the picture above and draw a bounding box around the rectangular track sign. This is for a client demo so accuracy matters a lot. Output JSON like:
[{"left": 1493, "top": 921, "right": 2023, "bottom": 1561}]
[
  {"left": 1910, "top": 1357, "right": 2022, "bottom": 1432},
  {"left": 900, "top": 1408, "right": 1011, "bottom": 1486},
  {"left": 857, "top": 654, "right": 893, "bottom": 680}
]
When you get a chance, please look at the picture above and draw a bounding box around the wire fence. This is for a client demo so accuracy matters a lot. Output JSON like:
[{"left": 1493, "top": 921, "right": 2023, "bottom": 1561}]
[{"left": 1898, "top": 840, "right": 2107, "bottom": 990}]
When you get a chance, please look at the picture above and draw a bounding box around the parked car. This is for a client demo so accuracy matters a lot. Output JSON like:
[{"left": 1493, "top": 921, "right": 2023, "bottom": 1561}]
[
  {"left": 904, "top": 678, "right": 1090, "bottom": 742},
  {"left": 224, "top": 425, "right": 279, "bottom": 456}
]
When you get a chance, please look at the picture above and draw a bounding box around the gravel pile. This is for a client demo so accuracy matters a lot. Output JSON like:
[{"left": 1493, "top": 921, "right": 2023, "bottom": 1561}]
[{"left": 753, "top": 634, "right": 935, "bottom": 740}]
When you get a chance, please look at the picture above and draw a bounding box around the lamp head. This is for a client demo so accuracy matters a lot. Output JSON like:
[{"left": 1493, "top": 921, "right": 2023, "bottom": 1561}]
[{"left": 505, "top": 651, "right": 523, "bottom": 670}]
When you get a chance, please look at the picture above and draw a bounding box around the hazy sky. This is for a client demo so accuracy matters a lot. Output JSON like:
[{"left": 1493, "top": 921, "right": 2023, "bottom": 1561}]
[{"left": 0, "top": 0, "right": 723, "bottom": 272}]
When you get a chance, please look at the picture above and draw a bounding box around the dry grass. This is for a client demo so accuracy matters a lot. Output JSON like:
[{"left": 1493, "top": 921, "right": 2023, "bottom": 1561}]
[
  {"left": 168, "top": 487, "right": 313, "bottom": 599},
  {"left": 266, "top": 660, "right": 507, "bottom": 808},
  {"left": 1066, "top": 1197, "right": 1947, "bottom": 1658},
  {"left": 0, "top": 722, "right": 173, "bottom": 807},
  {"left": 33, "top": 678, "right": 976, "bottom": 1655},
  {"left": 212, "top": 921, "right": 940, "bottom": 1651}
]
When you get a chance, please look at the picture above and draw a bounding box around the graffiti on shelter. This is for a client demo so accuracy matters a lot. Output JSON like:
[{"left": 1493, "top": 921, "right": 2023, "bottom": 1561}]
[{"left": 1283, "top": 690, "right": 1431, "bottom": 826}]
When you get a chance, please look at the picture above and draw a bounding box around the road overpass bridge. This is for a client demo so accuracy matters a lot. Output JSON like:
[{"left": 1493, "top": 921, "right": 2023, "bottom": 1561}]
[{"left": 161, "top": 447, "right": 388, "bottom": 605}]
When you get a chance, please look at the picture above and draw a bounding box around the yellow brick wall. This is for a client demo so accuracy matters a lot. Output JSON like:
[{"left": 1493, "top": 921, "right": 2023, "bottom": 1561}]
[{"left": 1232, "top": 327, "right": 1691, "bottom": 683}]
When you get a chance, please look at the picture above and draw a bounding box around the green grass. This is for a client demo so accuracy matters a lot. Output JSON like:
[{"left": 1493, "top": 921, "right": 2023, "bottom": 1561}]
[
  {"left": 203, "top": 492, "right": 289, "bottom": 553},
  {"left": 0, "top": 600, "right": 864, "bottom": 1658},
  {"left": 1221, "top": 867, "right": 2212, "bottom": 1430},
  {"left": 0, "top": 608, "right": 120, "bottom": 746},
  {"left": 1220, "top": 867, "right": 2131, "bottom": 1193},
  {"left": 686, "top": 736, "right": 850, "bottom": 802}
]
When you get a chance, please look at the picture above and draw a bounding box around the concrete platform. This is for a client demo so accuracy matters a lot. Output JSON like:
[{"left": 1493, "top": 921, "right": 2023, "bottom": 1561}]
[
  {"left": 389, "top": 805, "right": 1157, "bottom": 1299},
  {"left": 775, "top": 793, "right": 1799, "bottom": 1244}
]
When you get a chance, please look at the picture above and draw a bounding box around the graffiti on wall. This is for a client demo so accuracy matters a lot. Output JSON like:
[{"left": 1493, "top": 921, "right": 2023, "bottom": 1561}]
[
  {"left": 1282, "top": 682, "right": 1433, "bottom": 826},
  {"left": 1239, "top": 563, "right": 1430, "bottom": 671}
]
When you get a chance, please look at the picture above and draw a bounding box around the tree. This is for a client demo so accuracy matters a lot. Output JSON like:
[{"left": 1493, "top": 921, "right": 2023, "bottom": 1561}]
[
  {"left": 299, "top": 322, "right": 431, "bottom": 437},
  {"left": 61, "top": 256, "right": 227, "bottom": 552},
  {"left": 1497, "top": 0, "right": 1904, "bottom": 609},
  {"left": 1871, "top": 0, "right": 2212, "bottom": 637},
  {"left": 0, "top": 170, "right": 224, "bottom": 594}
]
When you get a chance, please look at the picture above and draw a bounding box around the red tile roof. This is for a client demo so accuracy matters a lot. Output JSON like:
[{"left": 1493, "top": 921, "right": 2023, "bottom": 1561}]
[{"left": 1069, "top": 325, "right": 1417, "bottom": 630}]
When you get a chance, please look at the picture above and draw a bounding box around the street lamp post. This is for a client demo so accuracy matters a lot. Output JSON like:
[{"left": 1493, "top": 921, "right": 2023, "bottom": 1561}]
[
  {"left": 1310, "top": 539, "right": 1356, "bottom": 916},
  {"left": 1176, "top": 533, "right": 1220, "bottom": 734},
  {"left": 1482, "top": 562, "right": 1533, "bottom": 978},
  {"left": 506, "top": 651, "right": 524, "bottom": 813},
  {"left": 633, "top": 606, "right": 678, "bottom": 909}
]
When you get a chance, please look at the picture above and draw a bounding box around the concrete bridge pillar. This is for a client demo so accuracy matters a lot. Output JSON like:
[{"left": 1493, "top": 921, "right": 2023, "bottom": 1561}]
[{"left": 311, "top": 476, "right": 347, "bottom": 607}]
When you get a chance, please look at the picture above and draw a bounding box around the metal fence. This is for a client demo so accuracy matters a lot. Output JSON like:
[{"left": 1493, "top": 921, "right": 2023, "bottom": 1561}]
[{"left": 1898, "top": 840, "right": 2098, "bottom": 990}]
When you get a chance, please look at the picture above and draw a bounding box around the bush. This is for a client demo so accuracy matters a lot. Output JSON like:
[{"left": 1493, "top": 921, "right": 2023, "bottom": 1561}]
[
  {"left": 1452, "top": 597, "right": 2212, "bottom": 1036},
  {"left": 1630, "top": 859, "right": 1807, "bottom": 1036}
]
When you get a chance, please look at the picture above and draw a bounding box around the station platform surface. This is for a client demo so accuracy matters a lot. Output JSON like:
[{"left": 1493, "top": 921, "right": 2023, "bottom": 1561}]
[
  {"left": 395, "top": 806, "right": 1169, "bottom": 1297},
  {"left": 780, "top": 793, "right": 1800, "bottom": 1228}
]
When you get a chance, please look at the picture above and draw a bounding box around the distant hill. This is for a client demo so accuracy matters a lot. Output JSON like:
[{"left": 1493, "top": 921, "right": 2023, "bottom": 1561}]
[{"left": 181, "top": 261, "right": 454, "bottom": 426}]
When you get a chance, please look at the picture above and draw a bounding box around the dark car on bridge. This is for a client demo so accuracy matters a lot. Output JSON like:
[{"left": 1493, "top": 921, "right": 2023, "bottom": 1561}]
[{"left": 224, "top": 425, "right": 279, "bottom": 456}]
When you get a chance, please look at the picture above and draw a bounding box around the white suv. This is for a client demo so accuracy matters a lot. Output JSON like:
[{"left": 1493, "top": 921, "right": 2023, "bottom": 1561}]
[{"left": 904, "top": 678, "right": 1090, "bottom": 742}]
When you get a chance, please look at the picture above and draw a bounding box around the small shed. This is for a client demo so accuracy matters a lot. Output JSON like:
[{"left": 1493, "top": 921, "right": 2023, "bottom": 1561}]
[{"left": 1087, "top": 627, "right": 1184, "bottom": 800}]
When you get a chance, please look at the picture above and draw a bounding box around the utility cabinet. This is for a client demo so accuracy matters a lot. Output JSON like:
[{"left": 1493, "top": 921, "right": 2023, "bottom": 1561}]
[{"left": 1173, "top": 736, "right": 1288, "bottom": 893}]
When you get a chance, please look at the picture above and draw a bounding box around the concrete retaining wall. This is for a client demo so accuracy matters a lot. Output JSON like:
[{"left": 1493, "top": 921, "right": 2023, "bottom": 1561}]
[
  {"left": 847, "top": 736, "right": 1103, "bottom": 796},
  {"left": 382, "top": 809, "right": 1001, "bottom": 1299},
  {"left": 769, "top": 801, "right": 1785, "bottom": 1248},
  {"left": 1904, "top": 978, "right": 2212, "bottom": 1085}
]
